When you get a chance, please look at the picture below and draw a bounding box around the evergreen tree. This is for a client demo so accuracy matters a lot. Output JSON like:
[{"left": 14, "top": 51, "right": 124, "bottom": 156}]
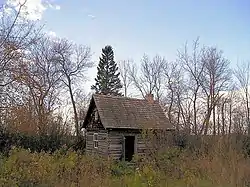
[{"left": 91, "top": 45, "right": 122, "bottom": 96}]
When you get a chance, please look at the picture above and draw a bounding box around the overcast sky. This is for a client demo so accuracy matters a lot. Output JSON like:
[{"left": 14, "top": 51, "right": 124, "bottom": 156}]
[{"left": 2, "top": 0, "right": 250, "bottom": 93}]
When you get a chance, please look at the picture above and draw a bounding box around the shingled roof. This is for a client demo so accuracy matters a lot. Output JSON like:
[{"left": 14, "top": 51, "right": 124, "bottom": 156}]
[{"left": 83, "top": 94, "right": 173, "bottom": 130}]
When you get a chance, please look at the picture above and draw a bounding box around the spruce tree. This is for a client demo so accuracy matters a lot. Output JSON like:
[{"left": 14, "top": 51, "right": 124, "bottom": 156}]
[{"left": 91, "top": 45, "right": 122, "bottom": 96}]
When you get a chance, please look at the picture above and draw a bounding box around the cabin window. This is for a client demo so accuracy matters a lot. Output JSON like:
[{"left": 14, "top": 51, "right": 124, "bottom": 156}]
[{"left": 93, "top": 133, "right": 98, "bottom": 148}]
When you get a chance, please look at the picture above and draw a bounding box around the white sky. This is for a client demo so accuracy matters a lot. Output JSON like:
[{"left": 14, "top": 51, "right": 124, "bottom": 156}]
[{"left": 4, "top": 0, "right": 60, "bottom": 20}]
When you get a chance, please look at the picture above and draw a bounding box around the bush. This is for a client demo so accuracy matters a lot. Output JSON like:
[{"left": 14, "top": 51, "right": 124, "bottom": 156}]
[
  {"left": 0, "top": 132, "right": 250, "bottom": 186},
  {"left": 0, "top": 146, "right": 249, "bottom": 187},
  {"left": 111, "top": 161, "right": 133, "bottom": 177},
  {"left": 0, "top": 129, "right": 78, "bottom": 155}
]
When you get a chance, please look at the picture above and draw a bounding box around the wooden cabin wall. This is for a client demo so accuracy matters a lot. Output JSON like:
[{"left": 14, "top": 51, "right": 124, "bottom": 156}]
[
  {"left": 85, "top": 130, "right": 173, "bottom": 160},
  {"left": 85, "top": 130, "right": 145, "bottom": 160},
  {"left": 108, "top": 132, "right": 123, "bottom": 160},
  {"left": 108, "top": 131, "right": 147, "bottom": 160},
  {"left": 86, "top": 131, "right": 108, "bottom": 156},
  {"left": 136, "top": 134, "right": 147, "bottom": 157}
]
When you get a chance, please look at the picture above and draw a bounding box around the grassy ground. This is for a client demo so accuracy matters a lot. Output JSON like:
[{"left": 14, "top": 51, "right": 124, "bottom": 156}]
[{"left": 0, "top": 142, "right": 249, "bottom": 187}]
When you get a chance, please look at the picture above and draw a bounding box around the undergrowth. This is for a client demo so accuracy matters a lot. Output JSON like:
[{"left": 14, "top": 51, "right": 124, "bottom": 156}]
[{"left": 0, "top": 143, "right": 249, "bottom": 187}]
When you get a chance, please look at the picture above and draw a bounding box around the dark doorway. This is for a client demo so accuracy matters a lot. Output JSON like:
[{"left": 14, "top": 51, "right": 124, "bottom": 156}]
[{"left": 124, "top": 136, "right": 135, "bottom": 161}]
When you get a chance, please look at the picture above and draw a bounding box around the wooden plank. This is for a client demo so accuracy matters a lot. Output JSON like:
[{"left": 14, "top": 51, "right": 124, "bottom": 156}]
[
  {"left": 109, "top": 153, "right": 122, "bottom": 158},
  {"left": 98, "top": 132, "right": 108, "bottom": 136},
  {"left": 109, "top": 151, "right": 122, "bottom": 155},
  {"left": 109, "top": 135, "right": 122, "bottom": 138},
  {"left": 109, "top": 144, "right": 122, "bottom": 148},
  {"left": 86, "top": 132, "right": 94, "bottom": 136},
  {"left": 109, "top": 138, "right": 122, "bottom": 141},
  {"left": 86, "top": 145, "right": 93, "bottom": 148},
  {"left": 137, "top": 145, "right": 146, "bottom": 148},
  {"left": 86, "top": 136, "right": 93, "bottom": 141},
  {"left": 109, "top": 148, "right": 122, "bottom": 152},
  {"left": 86, "top": 131, "right": 108, "bottom": 155},
  {"left": 109, "top": 134, "right": 123, "bottom": 138}
]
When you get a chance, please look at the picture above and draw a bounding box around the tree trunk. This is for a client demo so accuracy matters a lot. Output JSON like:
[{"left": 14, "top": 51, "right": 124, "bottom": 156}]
[
  {"left": 217, "top": 105, "right": 220, "bottom": 135},
  {"left": 221, "top": 102, "right": 225, "bottom": 135},
  {"left": 229, "top": 103, "right": 232, "bottom": 134},
  {"left": 246, "top": 90, "right": 250, "bottom": 135},
  {"left": 203, "top": 96, "right": 211, "bottom": 135},
  {"left": 212, "top": 81, "right": 216, "bottom": 135},
  {"left": 67, "top": 77, "right": 79, "bottom": 137},
  {"left": 193, "top": 92, "right": 197, "bottom": 135}
]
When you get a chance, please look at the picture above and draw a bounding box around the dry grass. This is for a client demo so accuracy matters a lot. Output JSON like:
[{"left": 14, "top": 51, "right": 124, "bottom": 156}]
[{"left": 0, "top": 137, "right": 249, "bottom": 187}]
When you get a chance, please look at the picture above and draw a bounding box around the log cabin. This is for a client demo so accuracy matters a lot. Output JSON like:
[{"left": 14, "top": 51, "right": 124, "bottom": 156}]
[{"left": 81, "top": 93, "right": 174, "bottom": 161}]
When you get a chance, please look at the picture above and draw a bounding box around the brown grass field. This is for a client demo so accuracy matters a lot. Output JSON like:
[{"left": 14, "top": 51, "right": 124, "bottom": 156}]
[{"left": 0, "top": 136, "right": 249, "bottom": 187}]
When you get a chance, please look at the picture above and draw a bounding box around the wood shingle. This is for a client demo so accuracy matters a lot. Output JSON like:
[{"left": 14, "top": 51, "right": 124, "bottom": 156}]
[{"left": 83, "top": 94, "right": 173, "bottom": 130}]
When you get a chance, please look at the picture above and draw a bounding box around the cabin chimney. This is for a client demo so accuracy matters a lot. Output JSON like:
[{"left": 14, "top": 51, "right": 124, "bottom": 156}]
[{"left": 145, "top": 93, "right": 154, "bottom": 103}]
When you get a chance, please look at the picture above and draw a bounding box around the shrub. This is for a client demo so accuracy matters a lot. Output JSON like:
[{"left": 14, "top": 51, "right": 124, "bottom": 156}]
[
  {"left": 111, "top": 161, "right": 133, "bottom": 177},
  {"left": 0, "top": 135, "right": 250, "bottom": 186},
  {"left": 0, "top": 130, "right": 77, "bottom": 155}
]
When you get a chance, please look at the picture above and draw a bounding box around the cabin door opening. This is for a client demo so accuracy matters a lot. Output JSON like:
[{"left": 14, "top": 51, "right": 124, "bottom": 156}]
[{"left": 124, "top": 136, "right": 135, "bottom": 161}]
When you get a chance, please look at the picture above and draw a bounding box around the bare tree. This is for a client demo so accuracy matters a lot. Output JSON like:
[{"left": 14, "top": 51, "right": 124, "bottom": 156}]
[
  {"left": 0, "top": 0, "right": 41, "bottom": 126},
  {"left": 200, "top": 47, "right": 231, "bottom": 135},
  {"left": 118, "top": 59, "right": 133, "bottom": 97},
  {"left": 0, "top": 0, "right": 41, "bottom": 86},
  {"left": 15, "top": 37, "right": 62, "bottom": 134},
  {"left": 54, "top": 39, "right": 93, "bottom": 137},
  {"left": 234, "top": 62, "right": 250, "bottom": 135},
  {"left": 227, "top": 86, "right": 236, "bottom": 134},
  {"left": 178, "top": 38, "right": 205, "bottom": 134},
  {"left": 74, "top": 89, "right": 91, "bottom": 121},
  {"left": 129, "top": 54, "right": 166, "bottom": 100},
  {"left": 163, "top": 61, "right": 186, "bottom": 130}
]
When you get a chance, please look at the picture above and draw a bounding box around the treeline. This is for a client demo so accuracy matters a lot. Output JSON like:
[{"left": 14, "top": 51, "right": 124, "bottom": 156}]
[
  {"left": 0, "top": 2, "right": 93, "bottom": 138},
  {"left": 122, "top": 39, "right": 250, "bottom": 136},
  {"left": 0, "top": 1, "right": 250, "bottom": 145}
]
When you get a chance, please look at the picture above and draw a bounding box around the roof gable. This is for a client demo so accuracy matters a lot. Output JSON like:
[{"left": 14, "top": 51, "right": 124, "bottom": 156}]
[
  {"left": 83, "top": 94, "right": 173, "bottom": 130},
  {"left": 82, "top": 97, "right": 104, "bottom": 129}
]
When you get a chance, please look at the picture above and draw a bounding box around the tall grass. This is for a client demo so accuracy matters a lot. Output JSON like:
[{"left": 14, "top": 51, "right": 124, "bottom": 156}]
[{"left": 0, "top": 136, "right": 249, "bottom": 187}]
